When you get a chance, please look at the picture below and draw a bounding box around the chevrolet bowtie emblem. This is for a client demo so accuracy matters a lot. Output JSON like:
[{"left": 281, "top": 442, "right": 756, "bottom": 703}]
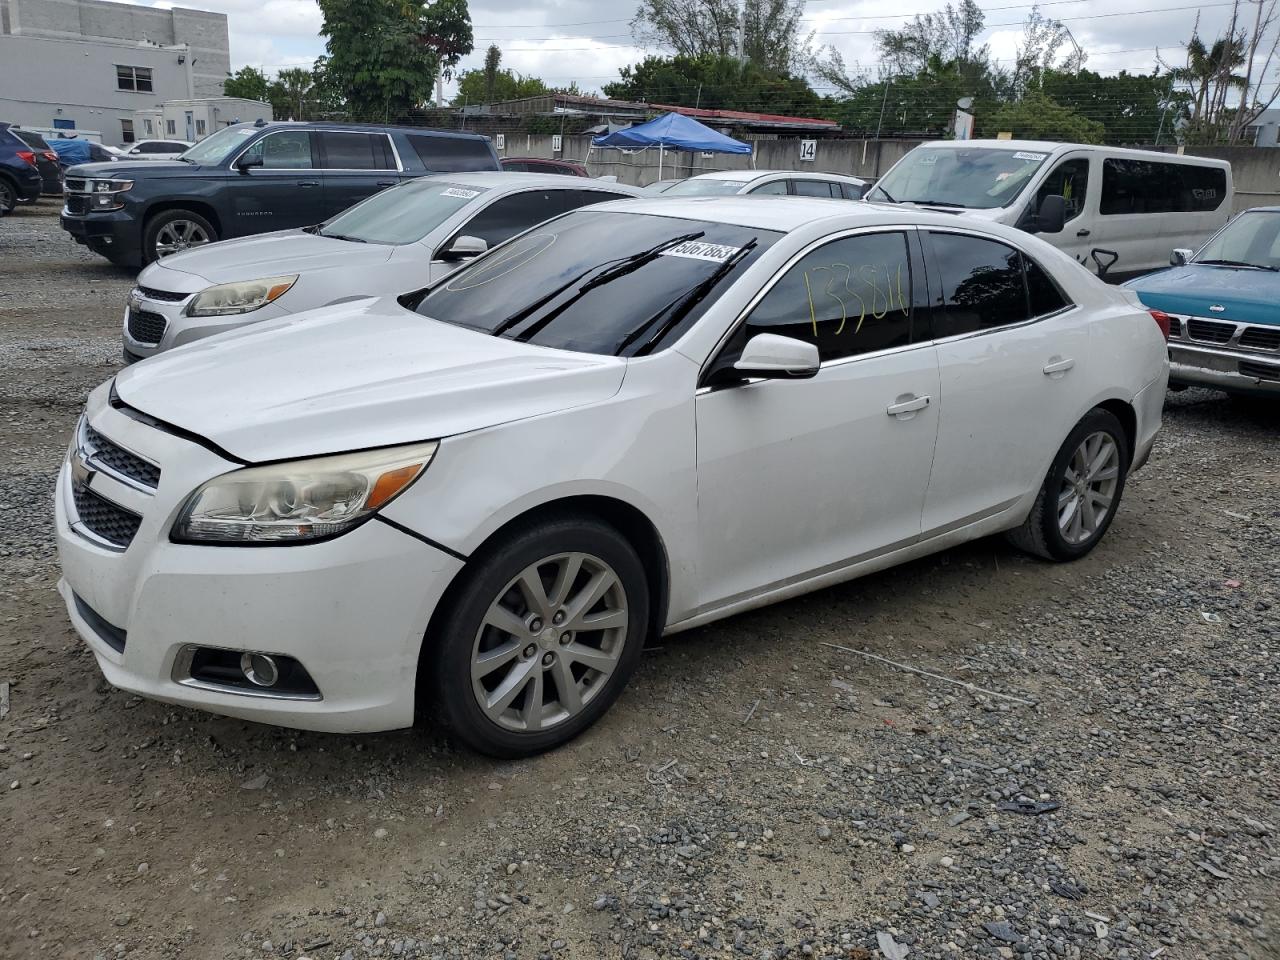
[{"left": 71, "top": 449, "right": 94, "bottom": 489}]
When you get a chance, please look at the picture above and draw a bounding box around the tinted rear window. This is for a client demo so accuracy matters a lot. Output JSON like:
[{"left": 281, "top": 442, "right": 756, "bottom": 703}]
[
  {"left": 1101, "top": 159, "right": 1227, "bottom": 215},
  {"left": 13, "top": 130, "right": 50, "bottom": 150},
  {"left": 409, "top": 135, "right": 495, "bottom": 172}
]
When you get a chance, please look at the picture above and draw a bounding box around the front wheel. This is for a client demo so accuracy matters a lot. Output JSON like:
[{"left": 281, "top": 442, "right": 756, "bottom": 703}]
[
  {"left": 428, "top": 516, "right": 650, "bottom": 757},
  {"left": 1007, "top": 408, "right": 1130, "bottom": 561},
  {"left": 142, "top": 209, "right": 216, "bottom": 263},
  {"left": 0, "top": 179, "right": 16, "bottom": 215}
]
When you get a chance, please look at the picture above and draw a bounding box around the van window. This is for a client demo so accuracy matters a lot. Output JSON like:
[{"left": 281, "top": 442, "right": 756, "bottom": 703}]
[
  {"left": 409, "top": 135, "right": 495, "bottom": 172},
  {"left": 1100, "top": 159, "right": 1226, "bottom": 215},
  {"left": 1035, "top": 158, "right": 1088, "bottom": 221}
]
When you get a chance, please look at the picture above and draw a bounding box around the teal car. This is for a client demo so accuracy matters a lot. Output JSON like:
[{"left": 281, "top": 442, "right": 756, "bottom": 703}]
[{"left": 1124, "top": 206, "right": 1279, "bottom": 397}]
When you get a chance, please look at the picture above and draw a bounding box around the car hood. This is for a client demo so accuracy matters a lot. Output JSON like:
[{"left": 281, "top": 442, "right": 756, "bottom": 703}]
[
  {"left": 145, "top": 230, "right": 396, "bottom": 285},
  {"left": 66, "top": 160, "right": 194, "bottom": 179},
  {"left": 112, "top": 297, "right": 627, "bottom": 462},
  {"left": 1124, "top": 264, "right": 1280, "bottom": 326}
]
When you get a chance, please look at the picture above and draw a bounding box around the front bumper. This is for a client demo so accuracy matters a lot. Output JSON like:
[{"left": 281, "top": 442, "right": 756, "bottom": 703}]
[
  {"left": 54, "top": 387, "right": 465, "bottom": 732},
  {"left": 1169, "top": 342, "right": 1280, "bottom": 397},
  {"left": 60, "top": 208, "right": 140, "bottom": 263}
]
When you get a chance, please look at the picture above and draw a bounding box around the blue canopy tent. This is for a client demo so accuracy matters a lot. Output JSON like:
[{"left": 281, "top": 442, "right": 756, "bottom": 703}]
[{"left": 592, "top": 111, "right": 752, "bottom": 180}]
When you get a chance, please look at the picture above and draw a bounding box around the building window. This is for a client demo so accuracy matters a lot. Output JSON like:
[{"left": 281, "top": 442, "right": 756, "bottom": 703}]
[
  {"left": 166, "top": 119, "right": 177, "bottom": 136},
  {"left": 144, "top": 119, "right": 154, "bottom": 136},
  {"left": 116, "top": 66, "right": 154, "bottom": 93},
  {"left": 120, "top": 119, "right": 135, "bottom": 143},
  {"left": 196, "top": 119, "right": 206, "bottom": 137}
]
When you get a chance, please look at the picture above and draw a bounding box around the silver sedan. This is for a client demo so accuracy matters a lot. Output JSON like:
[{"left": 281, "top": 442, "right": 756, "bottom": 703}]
[{"left": 122, "top": 172, "right": 643, "bottom": 361}]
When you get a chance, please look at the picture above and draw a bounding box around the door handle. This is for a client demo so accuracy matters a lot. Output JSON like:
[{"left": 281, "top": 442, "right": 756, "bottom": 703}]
[
  {"left": 886, "top": 394, "right": 930, "bottom": 418},
  {"left": 1043, "top": 357, "right": 1075, "bottom": 377},
  {"left": 298, "top": 180, "right": 320, "bottom": 188},
  {"left": 1076, "top": 229, "right": 1091, "bottom": 237}
]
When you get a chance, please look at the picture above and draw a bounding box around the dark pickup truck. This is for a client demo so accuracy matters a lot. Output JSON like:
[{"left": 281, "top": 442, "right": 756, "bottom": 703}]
[{"left": 60, "top": 120, "right": 500, "bottom": 267}]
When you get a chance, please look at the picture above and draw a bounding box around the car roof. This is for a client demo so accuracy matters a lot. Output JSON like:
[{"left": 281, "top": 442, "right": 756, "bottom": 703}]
[
  {"left": 588, "top": 195, "right": 1001, "bottom": 232},
  {"left": 919, "top": 139, "right": 1232, "bottom": 168},
  {"left": 243, "top": 121, "right": 491, "bottom": 142},
  {"left": 425, "top": 171, "right": 642, "bottom": 194},
  {"left": 685, "top": 168, "right": 864, "bottom": 184}
]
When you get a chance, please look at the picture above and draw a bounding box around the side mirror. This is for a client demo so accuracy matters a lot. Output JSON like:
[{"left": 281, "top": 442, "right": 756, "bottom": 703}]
[
  {"left": 235, "top": 153, "right": 264, "bottom": 173},
  {"left": 733, "top": 334, "right": 820, "bottom": 380},
  {"left": 1035, "top": 194, "right": 1067, "bottom": 234},
  {"left": 440, "top": 235, "right": 488, "bottom": 261},
  {"left": 1170, "top": 248, "right": 1193, "bottom": 266}
]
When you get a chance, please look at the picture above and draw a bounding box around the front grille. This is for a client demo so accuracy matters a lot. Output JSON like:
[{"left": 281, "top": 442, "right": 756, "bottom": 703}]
[
  {"left": 1186, "top": 319, "right": 1235, "bottom": 344},
  {"left": 64, "top": 177, "right": 87, "bottom": 193},
  {"left": 83, "top": 422, "right": 160, "bottom": 489},
  {"left": 72, "top": 483, "right": 142, "bottom": 549},
  {"left": 127, "top": 307, "right": 167, "bottom": 345},
  {"left": 1240, "top": 359, "right": 1280, "bottom": 382},
  {"left": 1239, "top": 326, "right": 1280, "bottom": 350},
  {"left": 73, "top": 593, "right": 126, "bottom": 654},
  {"left": 137, "top": 285, "right": 190, "bottom": 303},
  {"left": 1168, "top": 317, "right": 1182, "bottom": 337},
  {"left": 65, "top": 194, "right": 87, "bottom": 215}
]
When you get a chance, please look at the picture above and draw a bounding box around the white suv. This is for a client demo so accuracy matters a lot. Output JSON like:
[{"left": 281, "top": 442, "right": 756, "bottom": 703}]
[
  {"left": 117, "top": 139, "right": 194, "bottom": 161},
  {"left": 55, "top": 197, "right": 1169, "bottom": 757}
]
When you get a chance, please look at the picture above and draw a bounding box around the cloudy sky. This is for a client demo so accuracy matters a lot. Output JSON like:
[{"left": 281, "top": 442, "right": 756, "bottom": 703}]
[{"left": 140, "top": 0, "right": 1264, "bottom": 102}]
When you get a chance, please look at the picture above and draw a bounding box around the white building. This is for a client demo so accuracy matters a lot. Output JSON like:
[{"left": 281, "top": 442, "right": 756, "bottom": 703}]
[
  {"left": 0, "top": 0, "right": 231, "bottom": 146},
  {"left": 135, "top": 97, "right": 271, "bottom": 142}
]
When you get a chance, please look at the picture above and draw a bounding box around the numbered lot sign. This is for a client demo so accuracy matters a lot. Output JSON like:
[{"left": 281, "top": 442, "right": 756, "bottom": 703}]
[{"left": 799, "top": 140, "right": 817, "bottom": 162}]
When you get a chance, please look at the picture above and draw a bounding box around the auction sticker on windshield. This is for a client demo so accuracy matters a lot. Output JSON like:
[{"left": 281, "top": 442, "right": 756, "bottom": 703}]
[
  {"left": 441, "top": 187, "right": 482, "bottom": 199},
  {"left": 1012, "top": 152, "right": 1048, "bottom": 161},
  {"left": 660, "top": 240, "right": 745, "bottom": 263}
]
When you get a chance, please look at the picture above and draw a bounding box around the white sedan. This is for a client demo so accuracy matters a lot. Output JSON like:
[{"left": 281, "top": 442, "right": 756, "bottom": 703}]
[
  {"left": 122, "top": 172, "right": 642, "bottom": 361},
  {"left": 660, "top": 169, "right": 868, "bottom": 199},
  {"left": 56, "top": 197, "right": 1169, "bottom": 757}
]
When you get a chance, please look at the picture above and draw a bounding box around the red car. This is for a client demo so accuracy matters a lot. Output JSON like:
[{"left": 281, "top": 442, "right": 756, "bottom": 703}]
[{"left": 500, "top": 157, "right": 589, "bottom": 177}]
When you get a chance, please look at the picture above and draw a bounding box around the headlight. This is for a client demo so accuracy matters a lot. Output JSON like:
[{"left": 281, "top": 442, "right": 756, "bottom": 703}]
[
  {"left": 88, "top": 179, "right": 133, "bottom": 211},
  {"left": 186, "top": 276, "right": 298, "bottom": 317},
  {"left": 171, "top": 441, "right": 438, "bottom": 544}
]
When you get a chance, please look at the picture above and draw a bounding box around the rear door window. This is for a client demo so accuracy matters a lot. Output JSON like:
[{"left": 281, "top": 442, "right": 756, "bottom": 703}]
[
  {"left": 449, "top": 189, "right": 573, "bottom": 249},
  {"left": 927, "top": 232, "right": 1030, "bottom": 337},
  {"left": 318, "top": 132, "right": 394, "bottom": 170},
  {"left": 409, "top": 135, "right": 495, "bottom": 172},
  {"left": 793, "top": 179, "right": 839, "bottom": 198}
]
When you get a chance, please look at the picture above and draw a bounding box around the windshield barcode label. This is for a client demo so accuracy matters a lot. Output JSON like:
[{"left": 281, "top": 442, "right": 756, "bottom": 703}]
[
  {"left": 1012, "top": 152, "right": 1047, "bottom": 161},
  {"left": 441, "top": 187, "right": 481, "bottom": 199},
  {"left": 660, "top": 241, "right": 743, "bottom": 263}
]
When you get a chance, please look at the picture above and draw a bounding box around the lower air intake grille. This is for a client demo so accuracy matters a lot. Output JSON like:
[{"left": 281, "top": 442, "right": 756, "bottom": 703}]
[
  {"left": 1239, "top": 359, "right": 1280, "bottom": 382},
  {"left": 72, "top": 483, "right": 142, "bottom": 548},
  {"left": 127, "top": 307, "right": 167, "bottom": 345}
]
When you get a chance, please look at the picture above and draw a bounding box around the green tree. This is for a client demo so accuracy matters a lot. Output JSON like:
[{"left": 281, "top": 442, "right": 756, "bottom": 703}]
[
  {"left": 1040, "top": 69, "right": 1189, "bottom": 143},
  {"left": 603, "top": 54, "right": 825, "bottom": 115},
  {"left": 266, "top": 67, "right": 315, "bottom": 120},
  {"left": 223, "top": 66, "right": 270, "bottom": 102},
  {"left": 318, "top": 0, "right": 473, "bottom": 118},
  {"left": 482, "top": 44, "right": 501, "bottom": 101},
  {"left": 630, "top": 0, "right": 812, "bottom": 74},
  {"left": 981, "top": 90, "right": 1105, "bottom": 142},
  {"left": 452, "top": 67, "right": 550, "bottom": 105}
]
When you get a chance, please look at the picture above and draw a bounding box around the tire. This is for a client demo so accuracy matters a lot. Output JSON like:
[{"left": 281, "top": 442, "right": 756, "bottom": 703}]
[
  {"left": 0, "top": 178, "right": 16, "bottom": 215},
  {"left": 428, "top": 516, "right": 649, "bottom": 758},
  {"left": 142, "top": 209, "right": 216, "bottom": 264},
  {"left": 1007, "top": 408, "right": 1130, "bottom": 562}
]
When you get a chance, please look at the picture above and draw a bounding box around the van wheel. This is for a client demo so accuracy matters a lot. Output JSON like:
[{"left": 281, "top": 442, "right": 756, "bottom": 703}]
[
  {"left": 0, "top": 179, "right": 16, "bottom": 214},
  {"left": 143, "top": 209, "right": 216, "bottom": 263},
  {"left": 429, "top": 516, "right": 649, "bottom": 758},
  {"left": 1007, "top": 408, "right": 1130, "bottom": 561}
]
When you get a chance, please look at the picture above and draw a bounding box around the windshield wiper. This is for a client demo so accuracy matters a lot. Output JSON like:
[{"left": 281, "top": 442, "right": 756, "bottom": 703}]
[
  {"left": 321, "top": 232, "right": 367, "bottom": 243},
  {"left": 1195, "top": 258, "right": 1278, "bottom": 272},
  {"left": 491, "top": 232, "right": 706, "bottom": 341},
  {"left": 911, "top": 199, "right": 967, "bottom": 208},
  {"left": 618, "top": 239, "right": 759, "bottom": 357}
]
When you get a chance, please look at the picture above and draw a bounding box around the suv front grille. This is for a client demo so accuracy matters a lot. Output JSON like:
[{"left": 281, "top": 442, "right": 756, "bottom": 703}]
[
  {"left": 137, "top": 285, "right": 190, "bottom": 303},
  {"left": 1239, "top": 326, "right": 1280, "bottom": 351},
  {"left": 64, "top": 177, "right": 88, "bottom": 193},
  {"left": 1186, "top": 319, "right": 1235, "bottom": 344},
  {"left": 1168, "top": 317, "right": 1182, "bottom": 337},
  {"left": 127, "top": 308, "right": 167, "bottom": 345},
  {"left": 65, "top": 194, "right": 88, "bottom": 215},
  {"left": 72, "top": 483, "right": 142, "bottom": 548},
  {"left": 83, "top": 422, "right": 160, "bottom": 489}
]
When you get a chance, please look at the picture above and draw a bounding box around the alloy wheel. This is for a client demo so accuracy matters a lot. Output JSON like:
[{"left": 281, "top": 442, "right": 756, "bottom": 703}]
[
  {"left": 470, "top": 552, "right": 628, "bottom": 733},
  {"left": 0, "top": 181, "right": 14, "bottom": 212},
  {"left": 154, "top": 219, "right": 210, "bottom": 257},
  {"left": 1057, "top": 430, "right": 1120, "bottom": 544}
]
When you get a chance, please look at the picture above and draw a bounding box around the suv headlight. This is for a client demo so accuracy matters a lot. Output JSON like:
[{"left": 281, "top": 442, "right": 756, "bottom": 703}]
[
  {"left": 172, "top": 441, "right": 438, "bottom": 544},
  {"left": 186, "top": 276, "right": 298, "bottom": 317},
  {"left": 87, "top": 179, "right": 133, "bottom": 211}
]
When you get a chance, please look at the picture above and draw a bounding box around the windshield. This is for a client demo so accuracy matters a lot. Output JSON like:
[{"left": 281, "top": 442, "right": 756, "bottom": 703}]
[
  {"left": 415, "top": 209, "right": 778, "bottom": 356},
  {"left": 321, "top": 179, "right": 491, "bottom": 244},
  {"left": 663, "top": 178, "right": 744, "bottom": 197},
  {"left": 179, "top": 125, "right": 257, "bottom": 165},
  {"left": 871, "top": 147, "right": 1051, "bottom": 209},
  {"left": 1194, "top": 211, "right": 1280, "bottom": 270}
]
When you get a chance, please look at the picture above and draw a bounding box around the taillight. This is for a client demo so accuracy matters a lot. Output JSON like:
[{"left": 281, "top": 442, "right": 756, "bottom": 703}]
[
  {"left": 1148, "top": 309, "right": 1172, "bottom": 341},
  {"left": 16, "top": 150, "right": 36, "bottom": 167},
  {"left": 42, "top": 151, "right": 57, "bottom": 162}
]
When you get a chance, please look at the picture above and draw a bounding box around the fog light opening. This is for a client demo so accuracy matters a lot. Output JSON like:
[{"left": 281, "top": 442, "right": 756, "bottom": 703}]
[{"left": 240, "top": 652, "right": 279, "bottom": 687}]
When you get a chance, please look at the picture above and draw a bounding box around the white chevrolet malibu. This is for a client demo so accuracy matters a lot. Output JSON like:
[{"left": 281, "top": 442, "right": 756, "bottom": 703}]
[{"left": 56, "top": 197, "right": 1170, "bottom": 757}]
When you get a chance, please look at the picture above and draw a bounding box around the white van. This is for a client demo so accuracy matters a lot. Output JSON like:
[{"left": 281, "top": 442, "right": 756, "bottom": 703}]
[{"left": 867, "top": 140, "right": 1233, "bottom": 281}]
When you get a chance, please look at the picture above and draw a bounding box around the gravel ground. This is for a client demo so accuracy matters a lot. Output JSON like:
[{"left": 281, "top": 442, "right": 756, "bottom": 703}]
[{"left": 1, "top": 202, "right": 1277, "bottom": 960}]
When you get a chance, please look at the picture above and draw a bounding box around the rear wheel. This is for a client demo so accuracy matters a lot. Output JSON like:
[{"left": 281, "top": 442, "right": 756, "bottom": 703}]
[
  {"left": 1007, "top": 408, "right": 1130, "bottom": 561},
  {"left": 143, "top": 209, "right": 216, "bottom": 263},
  {"left": 0, "top": 178, "right": 16, "bottom": 214},
  {"left": 429, "top": 516, "right": 649, "bottom": 757}
]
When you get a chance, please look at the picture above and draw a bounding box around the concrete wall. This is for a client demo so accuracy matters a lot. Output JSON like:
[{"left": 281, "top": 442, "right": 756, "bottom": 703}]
[
  {"left": 488, "top": 131, "right": 1280, "bottom": 214},
  {"left": 3, "top": 0, "right": 228, "bottom": 96}
]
